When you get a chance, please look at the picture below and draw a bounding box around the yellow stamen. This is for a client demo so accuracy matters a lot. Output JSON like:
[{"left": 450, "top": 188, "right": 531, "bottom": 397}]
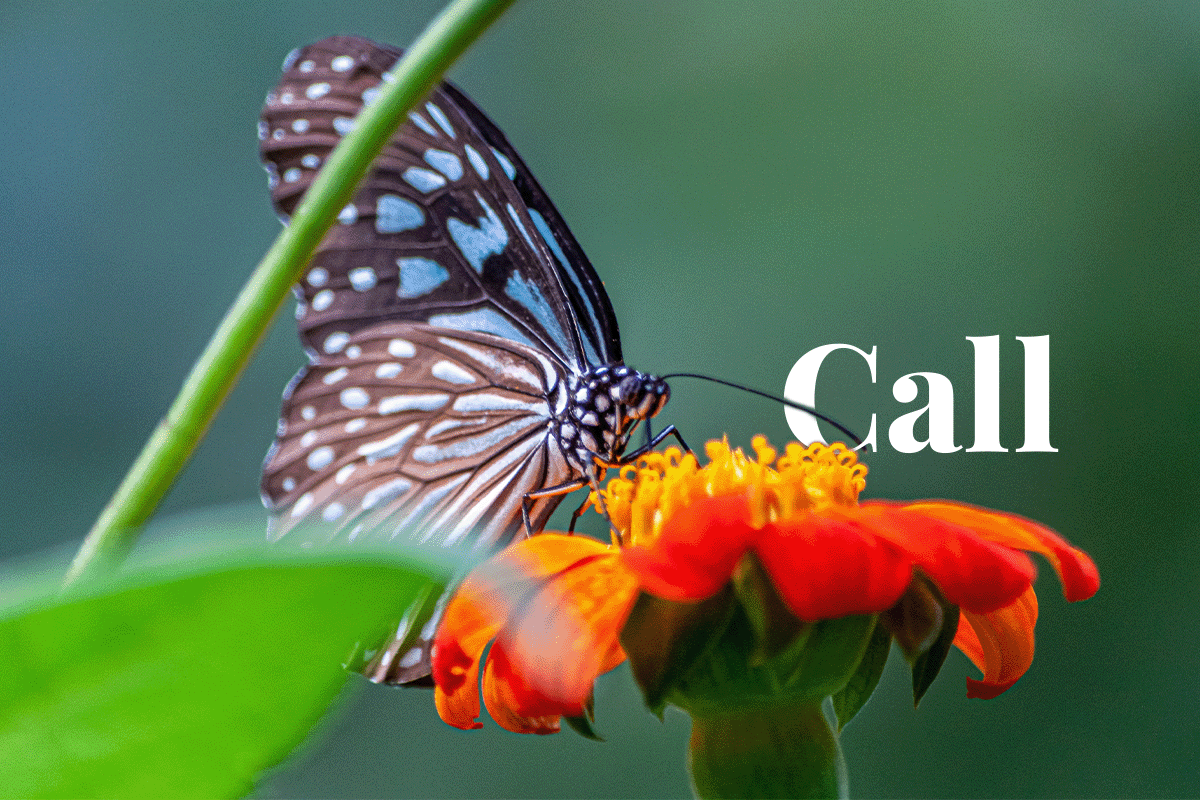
[{"left": 594, "top": 437, "right": 868, "bottom": 546}]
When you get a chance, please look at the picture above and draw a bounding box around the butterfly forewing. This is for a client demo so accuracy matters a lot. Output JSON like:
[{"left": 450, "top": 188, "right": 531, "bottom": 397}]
[{"left": 260, "top": 35, "right": 619, "bottom": 369}]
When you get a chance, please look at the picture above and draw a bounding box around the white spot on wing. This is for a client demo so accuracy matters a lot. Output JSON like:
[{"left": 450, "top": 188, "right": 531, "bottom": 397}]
[
  {"left": 335, "top": 463, "right": 357, "bottom": 484},
  {"left": 301, "top": 405, "right": 316, "bottom": 420},
  {"left": 333, "top": 116, "right": 355, "bottom": 136},
  {"left": 362, "top": 478, "right": 414, "bottom": 510},
  {"left": 283, "top": 167, "right": 302, "bottom": 183},
  {"left": 301, "top": 154, "right": 320, "bottom": 169},
  {"left": 398, "top": 649, "right": 424, "bottom": 669},
  {"left": 378, "top": 393, "right": 449, "bottom": 414},
  {"left": 297, "top": 59, "right": 315, "bottom": 73},
  {"left": 305, "top": 82, "right": 331, "bottom": 100},
  {"left": 301, "top": 431, "right": 318, "bottom": 447},
  {"left": 344, "top": 417, "right": 367, "bottom": 433},
  {"left": 432, "top": 361, "right": 476, "bottom": 385},
  {"left": 311, "top": 289, "right": 334, "bottom": 311},
  {"left": 375, "top": 363, "right": 403, "bottom": 379},
  {"left": 322, "top": 366, "right": 349, "bottom": 384},
  {"left": 337, "top": 203, "right": 358, "bottom": 224},
  {"left": 348, "top": 267, "right": 377, "bottom": 292},
  {"left": 388, "top": 339, "right": 417, "bottom": 358},
  {"left": 323, "top": 333, "right": 350, "bottom": 354},
  {"left": 291, "top": 492, "right": 314, "bottom": 518},
  {"left": 307, "top": 267, "right": 328, "bottom": 287},
  {"left": 437, "top": 337, "right": 544, "bottom": 393},
  {"left": 282, "top": 476, "right": 296, "bottom": 491},
  {"left": 340, "top": 387, "right": 369, "bottom": 409},
  {"left": 291, "top": 119, "right": 310, "bottom": 133},
  {"left": 331, "top": 55, "right": 355, "bottom": 72},
  {"left": 452, "top": 393, "right": 549, "bottom": 415},
  {"left": 357, "top": 423, "right": 420, "bottom": 463},
  {"left": 411, "top": 418, "right": 540, "bottom": 464},
  {"left": 307, "top": 446, "right": 334, "bottom": 470},
  {"left": 322, "top": 502, "right": 345, "bottom": 522}
]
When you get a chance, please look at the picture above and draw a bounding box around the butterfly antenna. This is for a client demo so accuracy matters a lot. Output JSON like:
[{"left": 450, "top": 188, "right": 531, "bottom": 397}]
[{"left": 660, "top": 373, "right": 863, "bottom": 447}]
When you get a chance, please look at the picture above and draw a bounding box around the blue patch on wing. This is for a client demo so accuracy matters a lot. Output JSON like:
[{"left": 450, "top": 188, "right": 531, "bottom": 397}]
[
  {"left": 397, "top": 257, "right": 450, "bottom": 298},
  {"left": 375, "top": 195, "right": 425, "bottom": 233},
  {"left": 447, "top": 193, "right": 508, "bottom": 272},
  {"left": 424, "top": 149, "right": 463, "bottom": 181},
  {"left": 529, "top": 208, "right": 603, "bottom": 365},
  {"left": 427, "top": 309, "right": 538, "bottom": 350},
  {"left": 505, "top": 270, "right": 573, "bottom": 360}
]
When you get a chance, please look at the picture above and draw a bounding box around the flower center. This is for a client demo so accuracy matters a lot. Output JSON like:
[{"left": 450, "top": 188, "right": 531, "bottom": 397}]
[{"left": 594, "top": 436, "right": 868, "bottom": 547}]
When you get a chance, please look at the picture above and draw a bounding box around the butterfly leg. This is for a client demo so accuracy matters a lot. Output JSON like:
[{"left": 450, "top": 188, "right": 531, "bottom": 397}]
[
  {"left": 566, "top": 494, "right": 591, "bottom": 534},
  {"left": 600, "top": 425, "right": 691, "bottom": 468},
  {"left": 521, "top": 478, "right": 588, "bottom": 537}
]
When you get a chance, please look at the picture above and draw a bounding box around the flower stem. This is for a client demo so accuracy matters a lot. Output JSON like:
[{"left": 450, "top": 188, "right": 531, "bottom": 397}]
[
  {"left": 688, "top": 701, "right": 847, "bottom": 800},
  {"left": 63, "top": 0, "right": 515, "bottom": 587}
]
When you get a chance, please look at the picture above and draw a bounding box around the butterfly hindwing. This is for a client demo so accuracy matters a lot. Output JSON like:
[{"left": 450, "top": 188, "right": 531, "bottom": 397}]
[{"left": 263, "top": 322, "right": 574, "bottom": 551}]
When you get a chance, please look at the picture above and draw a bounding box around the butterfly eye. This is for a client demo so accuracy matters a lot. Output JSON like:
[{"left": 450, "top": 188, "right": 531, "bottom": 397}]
[{"left": 616, "top": 374, "right": 642, "bottom": 406}]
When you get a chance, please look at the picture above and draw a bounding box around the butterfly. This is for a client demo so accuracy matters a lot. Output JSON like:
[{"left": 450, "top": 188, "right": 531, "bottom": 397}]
[{"left": 258, "top": 36, "right": 677, "bottom": 684}]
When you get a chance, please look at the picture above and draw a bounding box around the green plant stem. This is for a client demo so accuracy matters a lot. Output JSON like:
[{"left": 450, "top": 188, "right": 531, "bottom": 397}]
[{"left": 64, "top": 0, "right": 516, "bottom": 587}]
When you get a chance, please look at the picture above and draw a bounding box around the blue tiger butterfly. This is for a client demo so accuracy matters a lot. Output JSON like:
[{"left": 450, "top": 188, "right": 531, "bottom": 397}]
[{"left": 259, "top": 36, "right": 675, "bottom": 683}]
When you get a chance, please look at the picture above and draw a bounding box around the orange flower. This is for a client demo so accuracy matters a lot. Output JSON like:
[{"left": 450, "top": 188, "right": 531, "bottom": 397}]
[{"left": 432, "top": 437, "right": 1099, "bottom": 731}]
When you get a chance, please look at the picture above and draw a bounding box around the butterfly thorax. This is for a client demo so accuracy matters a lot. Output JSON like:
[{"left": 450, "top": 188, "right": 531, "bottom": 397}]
[{"left": 555, "top": 365, "right": 669, "bottom": 480}]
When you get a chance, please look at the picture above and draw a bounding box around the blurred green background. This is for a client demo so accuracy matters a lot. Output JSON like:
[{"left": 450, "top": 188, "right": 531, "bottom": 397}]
[{"left": 2, "top": 1, "right": 1197, "bottom": 797}]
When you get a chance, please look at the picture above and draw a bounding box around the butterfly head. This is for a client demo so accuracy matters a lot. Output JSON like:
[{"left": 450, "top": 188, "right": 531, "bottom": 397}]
[
  {"left": 557, "top": 365, "right": 669, "bottom": 480},
  {"left": 616, "top": 371, "right": 670, "bottom": 422}
]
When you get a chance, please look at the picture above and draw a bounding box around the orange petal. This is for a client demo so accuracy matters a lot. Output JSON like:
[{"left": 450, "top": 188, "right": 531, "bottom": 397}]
[
  {"left": 432, "top": 533, "right": 611, "bottom": 729},
  {"left": 903, "top": 502, "right": 1100, "bottom": 602},
  {"left": 482, "top": 644, "right": 563, "bottom": 734},
  {"left": 953, "top": 586, "right": 1039, "bottom": 699},
  {"left": 503, "top": 553, "right": 638, "bottom": 712},
  {"left": 856, "top": 502, "right": 1037, "bottom": 613},
  {"left": 621, "top": 495, "right": 757, "bottom": 601},
  {"left": 755, "top": 512, "right": 914, "bottom": 619},
  {"left": 434, "top": 647, "right": 484, "bottom": 730}
]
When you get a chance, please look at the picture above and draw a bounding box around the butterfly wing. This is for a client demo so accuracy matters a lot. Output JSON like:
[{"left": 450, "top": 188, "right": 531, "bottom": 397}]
[
  {"left": 259, "top": 36, "right": 625, "bottom": 682},
  {"left": 261, "top": 35, "right": 621, "bottom": 370},
  {"left": 262, "top": 322, "right": 573, "bottom": 551}
]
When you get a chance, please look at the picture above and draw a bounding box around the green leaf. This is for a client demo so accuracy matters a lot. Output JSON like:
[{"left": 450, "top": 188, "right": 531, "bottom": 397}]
[
  {"left": 619, "top": 588, "right": 736, "bottom": 716},
  {"left": 0, "top": 550, "right": 445, "bottom": 799},
  {"left": 831, "top": 620, "right": 892, "bottom": 732}
]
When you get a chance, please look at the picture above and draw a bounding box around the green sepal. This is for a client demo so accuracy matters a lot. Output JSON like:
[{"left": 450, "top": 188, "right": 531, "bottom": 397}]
[
  {"left": 831, "top": 619, "right": 892, "bottom": 731},
  {"left": 881, "top": 577, "right": 960, "bottom": 706},
  {"left": 564, "top": 714, "right": 603, "bottom": 740},
  {"left": 620, "top": 587, "right": 736, "bottom": 716},
  {"left": 564, "top": 691, "right": 603, "bottom": 740},
  {"left": 732, "top": 551, "right": 811, "bottom": 665},
  {"left": 910, "top": 601, "right": 959, "bottom": 706}
]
